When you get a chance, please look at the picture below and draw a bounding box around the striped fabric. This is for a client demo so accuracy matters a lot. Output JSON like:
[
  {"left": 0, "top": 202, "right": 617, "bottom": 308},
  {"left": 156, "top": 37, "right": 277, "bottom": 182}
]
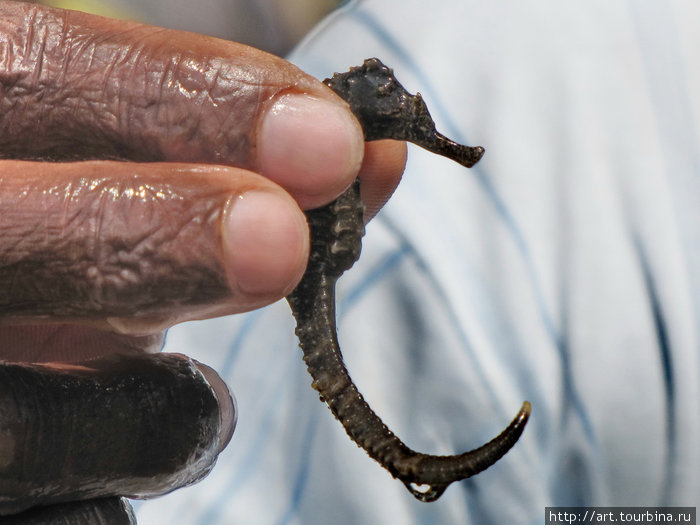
[{"left": 137, "top": 0, "right": 700, "bottom": 523}]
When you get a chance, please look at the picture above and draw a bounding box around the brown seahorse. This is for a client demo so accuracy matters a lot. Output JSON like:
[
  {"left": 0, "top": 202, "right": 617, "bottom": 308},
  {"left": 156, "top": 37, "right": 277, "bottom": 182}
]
[{"left": 286, "top": 58, "right": 530, "bottom": 502}]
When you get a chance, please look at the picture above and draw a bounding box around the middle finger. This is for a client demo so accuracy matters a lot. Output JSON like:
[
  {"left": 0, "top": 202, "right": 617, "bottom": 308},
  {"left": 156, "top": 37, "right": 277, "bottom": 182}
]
[{"left": 0, "top": 160, "right": 310, "bottom": 333}]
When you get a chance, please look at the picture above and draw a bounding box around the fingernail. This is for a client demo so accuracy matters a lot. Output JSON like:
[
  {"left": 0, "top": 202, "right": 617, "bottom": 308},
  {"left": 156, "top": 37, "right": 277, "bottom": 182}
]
[
  {"left": 193, "top": 361, "right": 237, "bottom": 454},
  {"left": 223, "top": 190, "right": 309, "bottom": 296},
  {"left": 257, "top": 93, "right": 364, "bottom": 208}
]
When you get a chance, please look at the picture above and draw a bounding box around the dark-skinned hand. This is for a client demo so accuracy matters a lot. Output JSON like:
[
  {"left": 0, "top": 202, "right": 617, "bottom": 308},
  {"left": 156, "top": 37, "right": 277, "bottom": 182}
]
[{"left": 0, "top": 1, "right": 407, "bottom": 522}]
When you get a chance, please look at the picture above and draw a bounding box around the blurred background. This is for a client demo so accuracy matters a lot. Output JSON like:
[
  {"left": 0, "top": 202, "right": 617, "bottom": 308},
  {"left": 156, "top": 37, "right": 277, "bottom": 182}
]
[{"left": 36, "top": 0, "right": 344, "bottom": 56}]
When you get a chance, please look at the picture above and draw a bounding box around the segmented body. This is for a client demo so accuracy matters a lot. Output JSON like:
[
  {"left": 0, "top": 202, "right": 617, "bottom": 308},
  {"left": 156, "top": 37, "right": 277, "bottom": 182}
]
[{"left": 286, "top": 59, "right": 530, "bottom": 501}]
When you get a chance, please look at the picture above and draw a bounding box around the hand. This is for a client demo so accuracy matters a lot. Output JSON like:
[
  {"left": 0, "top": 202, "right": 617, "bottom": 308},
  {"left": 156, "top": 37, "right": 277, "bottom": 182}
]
[{"left": 0, "top": 1, "right": 406, "bottom": 521}]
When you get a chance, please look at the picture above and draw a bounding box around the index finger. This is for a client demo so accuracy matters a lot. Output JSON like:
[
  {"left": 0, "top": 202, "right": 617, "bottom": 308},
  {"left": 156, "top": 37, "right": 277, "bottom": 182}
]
[{"left": 0, "top": 1, "right": 370, "bottom": 209}]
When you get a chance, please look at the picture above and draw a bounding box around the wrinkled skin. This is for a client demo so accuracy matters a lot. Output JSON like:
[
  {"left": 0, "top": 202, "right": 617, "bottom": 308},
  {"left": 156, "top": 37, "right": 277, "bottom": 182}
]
[{"left": 0, "top": 1, "right": 406, "bottom": 521}]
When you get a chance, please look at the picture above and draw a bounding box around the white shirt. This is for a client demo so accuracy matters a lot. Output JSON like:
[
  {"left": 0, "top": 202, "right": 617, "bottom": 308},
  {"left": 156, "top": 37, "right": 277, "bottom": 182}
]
[{"left": 137, "top": 1, "right": 700, "bottom": 523}]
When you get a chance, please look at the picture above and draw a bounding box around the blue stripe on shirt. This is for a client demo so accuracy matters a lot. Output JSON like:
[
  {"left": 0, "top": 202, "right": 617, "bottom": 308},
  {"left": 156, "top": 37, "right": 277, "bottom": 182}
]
[{"left": 350, "top": 3, "right": 596, "bottom": 444}]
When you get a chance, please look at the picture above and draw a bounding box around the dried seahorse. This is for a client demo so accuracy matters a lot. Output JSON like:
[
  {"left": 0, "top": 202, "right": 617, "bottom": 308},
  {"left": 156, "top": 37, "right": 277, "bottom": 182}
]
[{"left": 286, "top": 58, "right": 530, "bottom": 502}]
